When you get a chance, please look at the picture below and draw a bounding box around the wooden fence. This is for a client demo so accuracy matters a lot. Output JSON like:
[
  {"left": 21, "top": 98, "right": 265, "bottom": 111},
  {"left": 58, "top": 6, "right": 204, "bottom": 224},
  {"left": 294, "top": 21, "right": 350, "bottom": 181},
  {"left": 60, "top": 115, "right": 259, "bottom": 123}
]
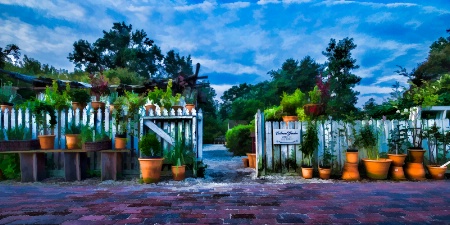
[
  {"left": 254, "top": 110, "right": 450, "bottom": 177},
  {"left": 0, "top": 103, "right": 203, "bottom": 177}
]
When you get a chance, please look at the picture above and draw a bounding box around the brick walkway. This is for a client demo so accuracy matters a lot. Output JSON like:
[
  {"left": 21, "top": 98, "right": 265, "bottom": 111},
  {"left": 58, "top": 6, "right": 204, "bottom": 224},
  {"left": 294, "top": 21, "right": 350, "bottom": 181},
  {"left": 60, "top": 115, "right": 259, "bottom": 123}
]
[{"left": 0, "top": 181, "right": 449, "bottom": 224}]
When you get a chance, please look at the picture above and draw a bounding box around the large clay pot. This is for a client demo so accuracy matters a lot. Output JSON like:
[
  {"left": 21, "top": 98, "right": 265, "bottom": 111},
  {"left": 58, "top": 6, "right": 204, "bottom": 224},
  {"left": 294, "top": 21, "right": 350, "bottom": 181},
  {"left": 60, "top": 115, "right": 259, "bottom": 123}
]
[
  {"left": 71, "top": 102, "right": 87, "bottom": 112},
  {"left": 405, "top": 162, "right": 426, "bottom": 180},
  {"left": 138, "top": 158, "right": 164, "bottom": 183},
  {"left": 390, "top": 166, "right": 406, "bottom": 180},
  {"left": 342, "top": 162, "right": 360, "bottom": 180},
  {"left": 171, "top": 165, "right": 186, "bottom": 181},
  {"left": 91, "top": 101, "right": 105, "bottom": 111},
  {"left": 282, "top": 116, "right": 298, "bottom": 126},
  {"left": 319, "top": 167, "right": 331, "bottom": 180},
  {"left": 145, "top": 104, "right": 156, "bottom": 115},
  {"left": 363, "top": 158, "right": 392, "bottom": 180},
  {"left": 242, "top": 158, "right": 249, "bottom": 167},
  {"left": 301, "top": 167, "right": 314, "bottom": 179},
  {"left": 115, "top": 137, "right": 127, "bottom": 149},
  {"left": 247, "top": 153, "right": 256, "bottom": 168},
  {"left": 346, "top": 150, "right": 359, "bottom": 164},
  {"left": 65, "top": 134, "right": 81, "bottom": 149},
  {"left": 185, "top": 104, "right": 195, "bottom": 113},
  {"left": 38, "top": 135, "right": 56, "bottom": 150},
  {"left": 387, "top": 154, "right": 407, "bottom": 167},
  {"left": 408, "top": 148, "right": 426, "bottom": 163},
  {"left": 427, "top": 165, "right": 447, "bottom": 180}
]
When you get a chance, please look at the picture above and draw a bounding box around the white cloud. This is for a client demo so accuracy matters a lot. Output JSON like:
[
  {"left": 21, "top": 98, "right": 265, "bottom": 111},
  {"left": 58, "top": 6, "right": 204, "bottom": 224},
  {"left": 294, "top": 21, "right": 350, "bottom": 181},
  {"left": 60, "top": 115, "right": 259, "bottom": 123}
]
[
  {"left": 366, "top": 12, "right": 393, "bottom": 24},
  {"left": 193, "top": 57, "right": 260, "bottom": 75},
  {"left": 372, "top": 74, "right": 409, "bottom": 86},
  {"left": 174, "top": 1, "right": 217, "bottom": 12},
  {"left": 221, "top": 1, "right": 251, "bottom": 9},
  {"left": 254, "top": 53, "right": 276, "bottom": 66},
  {"left": 211, "top": 84, "right": 233, "bottom": 103}
]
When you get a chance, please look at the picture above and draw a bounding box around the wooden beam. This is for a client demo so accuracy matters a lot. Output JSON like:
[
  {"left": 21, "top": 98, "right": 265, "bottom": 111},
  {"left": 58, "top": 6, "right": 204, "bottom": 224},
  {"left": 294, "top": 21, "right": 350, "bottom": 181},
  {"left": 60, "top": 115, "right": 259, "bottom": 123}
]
[{"left": 143, "top": 120, "right": 174, "bottom": 146}]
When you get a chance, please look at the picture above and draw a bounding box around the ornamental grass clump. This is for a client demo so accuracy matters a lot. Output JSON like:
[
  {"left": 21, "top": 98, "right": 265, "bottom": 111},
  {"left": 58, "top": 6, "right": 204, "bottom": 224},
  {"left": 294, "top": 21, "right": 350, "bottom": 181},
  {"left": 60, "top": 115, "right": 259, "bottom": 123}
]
[{"left": 355, "top": 123, "right": 378, "bottom": 160}]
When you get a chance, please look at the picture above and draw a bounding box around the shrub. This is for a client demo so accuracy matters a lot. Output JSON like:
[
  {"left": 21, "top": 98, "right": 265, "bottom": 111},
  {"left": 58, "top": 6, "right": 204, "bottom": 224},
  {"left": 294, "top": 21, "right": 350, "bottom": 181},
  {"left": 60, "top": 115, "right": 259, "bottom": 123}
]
[
  {"left": 138, "top": 133, "right": 162, "bottom": 157},
  {"left": 225, "top": 124, "right": 253, "bottom": 156}
]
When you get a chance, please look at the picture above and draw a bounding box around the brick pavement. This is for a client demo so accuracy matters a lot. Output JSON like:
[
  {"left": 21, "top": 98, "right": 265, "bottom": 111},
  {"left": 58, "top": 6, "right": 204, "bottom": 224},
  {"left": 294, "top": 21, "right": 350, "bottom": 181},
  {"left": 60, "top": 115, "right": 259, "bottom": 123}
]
[{"left": 0, "top": 180, "right": 449, "bottom": 224}]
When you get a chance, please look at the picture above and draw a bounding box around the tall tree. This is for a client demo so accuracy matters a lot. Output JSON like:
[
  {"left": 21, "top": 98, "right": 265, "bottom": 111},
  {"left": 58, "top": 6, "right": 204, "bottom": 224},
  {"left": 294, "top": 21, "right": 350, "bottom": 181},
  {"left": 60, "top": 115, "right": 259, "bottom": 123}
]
[
  {"left": 322, "top": 37, "right": 361, "bottom": 120},
  {"left": 68, "top": 22, "right": 163, "bottom": 78},
  {"left": 0, "top": 44, "right": 20, "bottom": 69},
  {"left": 163, "top": 50, "right": 193, "bottom": 79}
]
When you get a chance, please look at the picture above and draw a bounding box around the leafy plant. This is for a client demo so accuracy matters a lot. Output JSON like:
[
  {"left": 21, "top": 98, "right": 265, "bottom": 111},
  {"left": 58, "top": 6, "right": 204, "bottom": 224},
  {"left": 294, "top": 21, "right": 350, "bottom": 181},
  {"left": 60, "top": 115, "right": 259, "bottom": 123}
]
[
  {"left": 308, "top": 85, "right": 322, "bottom": 104},
  {"left": 44, "top": 80, "right": 71, "bottom": 111},
  {"left": 108, "top": 92, "right": 118, "bottom": 104},
  {"left": 89, "top": 72, "right": 110, "bottom": 101},
  {"left": 138, "top": 133, "right": 162, "bottom": 158},
  {"left": 280, "top": 89, "right": 305, "bottom": 116},
  {"left": 387, "top": 123, "right": 411, "bottom": 154},
  {"left": 301, "top": 121, "right": 319, "bottom": 167},
  {"left": 33, "top": 100, "right": 57, "bottom": 135},
  {"left": 0, "top": 81, "right": 18, "bottom": 105},
  {"left": 183, "top": 87, "right": 197, "bottom": 104},
  {"left": 0, "top": 154, "right": 20, "bottom": 180},
  {"left": 225, "top": 124, "right": 253, "bottom": 156},
  {"left": 264, "top": 106, "right": 283, "bottom": 121},
  {"left": 66, "top": 122, "right": 82, "bottom": 134},
  {"left": 69, "top": 88, "right": 91, "bottom": 105},
  {"left": 166, "top": 140, "right": 195, "bottom": 166},
  {"left": 423, "top": 123, "right": 441, "bottom": 165},
  {"left": 124, "top": 91, "right": 146, "bottom": 136},
  {"left": 147, "top": 87, "right": 164, "bottom": 105},
  {"left": 5, "top": 126, "right": 31, "bottom": 140},
  {"left": 355, "top": 122, "right": 378, "bottom": 160},
  {"left": 80, "top": 126, "right": 110, "bottom": 144}
]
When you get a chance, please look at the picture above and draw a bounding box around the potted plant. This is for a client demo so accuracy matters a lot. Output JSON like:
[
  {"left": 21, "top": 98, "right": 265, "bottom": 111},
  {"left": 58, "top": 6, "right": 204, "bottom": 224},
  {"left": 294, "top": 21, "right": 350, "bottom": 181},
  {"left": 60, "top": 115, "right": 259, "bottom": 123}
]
[
  {"left": 32, "top": 100, "right": 58, "bottom": 150},
  {"left": 264, "top": 106, "right": 283, "bottom": 121},
  {"left": 80, "top": 126, "right": 111, "bottom": 152},
  {"left": 303, "top": 85, "right": 325, "bottom": 117},
  {"left": 138, "top": 132, "right": 164, "bottom": 183},
  {"left": 355, "top": 122, "right": 392, "bottom": 180},
  {"left": 65, "top": 122, "right": 82, "bottom": 149},
  {"left": 319, "top": 146, "right": 335, "bottom": 180},
  {"left": 0, "top": 81, "right": 19, "bottom": 112},
  {"left": 404, "top": 106, "right": 427, "bottom": 180},
  {"left": 89, "top": 72, "right": 110, "bottom": 111},
  {"left": 69, "top": 88, "right": 91, "bottom": 112},
  {"left": 146, "top": 86, "right": 164, "bottom": 114},
  {"left": 113, "top": 95, "right": 128, "bottom": 149},
  {"left": 387, "top": 121, "right": 410, "bottom": 180},
  {"left": 108, "top": 91, "right": 118, "bottom": 112},
  {"left": 300, "top": 121, "right": 318, "bottom": 179},
  {"left": 423, "top": 123, "right": 447, "bottom": 180},
  {"left": 280, "top": 89, "right": 305, "bottom": 124},
  {"left": 166, "top": 138, "right": 195, "bottom": 181},
  {"left": 0, "top": 125, "right": 38, "bottom": 152},
  {"left": 183, "top": 87, "right": 197, "bottom": 113}
]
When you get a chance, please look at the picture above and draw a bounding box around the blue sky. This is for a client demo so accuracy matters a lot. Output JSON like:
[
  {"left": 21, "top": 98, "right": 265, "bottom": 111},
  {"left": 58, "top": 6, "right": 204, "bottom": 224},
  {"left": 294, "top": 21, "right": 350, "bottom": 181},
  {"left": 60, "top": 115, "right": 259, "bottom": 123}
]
[{"left": 1, "top": 0, "right": 449, "bottom": 107}]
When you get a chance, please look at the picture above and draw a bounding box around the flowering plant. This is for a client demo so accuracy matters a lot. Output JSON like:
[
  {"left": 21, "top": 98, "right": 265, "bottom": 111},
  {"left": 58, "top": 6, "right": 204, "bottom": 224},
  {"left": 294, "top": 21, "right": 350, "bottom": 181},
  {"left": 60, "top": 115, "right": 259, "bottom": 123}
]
[{"left": 89, "top": 73, "right": 110, "bottom": 101}]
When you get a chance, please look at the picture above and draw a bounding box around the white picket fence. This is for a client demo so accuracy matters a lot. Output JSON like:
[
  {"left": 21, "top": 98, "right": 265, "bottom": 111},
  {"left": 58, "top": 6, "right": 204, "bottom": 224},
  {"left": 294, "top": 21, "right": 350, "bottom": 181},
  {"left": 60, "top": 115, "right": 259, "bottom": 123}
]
[
  {"left": 254, "top": 110, "right": 450, "bottom": 177},
  {"left": 0, "top": 103, "right": 203, "bottom": 176}
]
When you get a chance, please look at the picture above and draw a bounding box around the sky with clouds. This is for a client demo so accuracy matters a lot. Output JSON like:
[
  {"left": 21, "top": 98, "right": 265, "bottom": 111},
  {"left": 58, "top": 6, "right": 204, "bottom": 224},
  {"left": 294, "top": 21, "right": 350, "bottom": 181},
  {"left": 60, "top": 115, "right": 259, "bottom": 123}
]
[{"left": 1, "top": 0, "right": 449, "bottom": 107}]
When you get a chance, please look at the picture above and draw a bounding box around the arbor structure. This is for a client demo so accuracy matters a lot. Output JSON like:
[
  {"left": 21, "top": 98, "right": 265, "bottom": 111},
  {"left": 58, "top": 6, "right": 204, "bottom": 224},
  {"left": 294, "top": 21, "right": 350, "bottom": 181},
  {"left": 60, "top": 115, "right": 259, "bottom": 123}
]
[{"left": 322, "top": 37, "right": 361, "bottom": 120}]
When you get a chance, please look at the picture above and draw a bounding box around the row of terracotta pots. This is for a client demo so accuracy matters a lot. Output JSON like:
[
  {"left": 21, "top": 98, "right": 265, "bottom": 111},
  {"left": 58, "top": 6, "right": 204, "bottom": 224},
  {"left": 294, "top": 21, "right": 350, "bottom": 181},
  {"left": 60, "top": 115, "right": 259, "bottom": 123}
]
[
  {"left": 138, "top": 158, "right": 187, "bottom": 183},
  {"left": 144, "top": 104, "right": 196, "bottom": 115}
]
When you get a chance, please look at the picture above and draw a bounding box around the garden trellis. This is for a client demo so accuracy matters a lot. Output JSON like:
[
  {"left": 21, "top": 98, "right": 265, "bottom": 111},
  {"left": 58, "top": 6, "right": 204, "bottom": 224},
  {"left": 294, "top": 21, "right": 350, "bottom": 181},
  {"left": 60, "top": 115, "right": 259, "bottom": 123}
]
[
  {"left": 0, "top": 104, "right": 203, "bottom": 177},
  {"left": 254, "top": 111, "right": 450, "bottom": 177}
]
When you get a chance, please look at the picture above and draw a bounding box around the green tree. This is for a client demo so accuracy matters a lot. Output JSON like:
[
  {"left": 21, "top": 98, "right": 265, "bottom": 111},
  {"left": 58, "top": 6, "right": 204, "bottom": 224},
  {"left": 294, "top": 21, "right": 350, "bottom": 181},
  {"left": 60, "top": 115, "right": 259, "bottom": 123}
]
[
  {"left": 22, "top": 55, "right": 42, "bottom": 75},
  {"left": 322, "top": 37, "right": 361, "bottom": 120},
  {"left": 68, "top": 22, "right": 164, "bottom": 78},
  {"left": 0, "top": 44, "right": 20, "bottom": 69},
  {"left": 163, "top": 50, "right": 193, "bottom": 79}
]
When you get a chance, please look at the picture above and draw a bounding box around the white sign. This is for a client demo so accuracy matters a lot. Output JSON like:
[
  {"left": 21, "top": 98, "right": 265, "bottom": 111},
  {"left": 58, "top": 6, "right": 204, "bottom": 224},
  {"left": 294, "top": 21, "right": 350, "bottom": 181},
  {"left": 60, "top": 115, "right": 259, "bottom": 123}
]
[{"left": 273, "top": 129, "right": 301, "bottom": 144}]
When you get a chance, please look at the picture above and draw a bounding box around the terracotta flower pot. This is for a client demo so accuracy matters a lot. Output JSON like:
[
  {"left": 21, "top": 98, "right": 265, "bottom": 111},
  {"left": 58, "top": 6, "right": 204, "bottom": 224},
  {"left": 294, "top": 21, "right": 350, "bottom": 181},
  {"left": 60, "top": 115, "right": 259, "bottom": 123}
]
[
  {"left": 346, "top": 150, "right": 359, "bottom": 164},
  {"left": 145, "top": 104, "right": 156, "bottom": 115},
  {"left": 427, "top": 165, "right": 447, "bottom": 180},
  {"left": 405, "top": 162, "right": 426, "bottom": 180},
  {"left": 342, "top": 162, "right": 360, "bottom": 180},
  {"left": 282, "top": 116, "right": 298, "bottom": 126},
  {"left": 139, "top": 158, "right": 164, "bottom": 183},
  {"left": 363, "top": 158, "right": 392, "bottom": 180},
  {"left": 319, "top": 167, "right": 331, "bottom": 180},
  {"left": 390, "top": 166, "right": 406, "bottom": 180},
  {"left": 301, "top": 167, "right": 314, "bottom": 179},
  {"left": 408, "top": 149, "right": 425, "bottom": 163},
  {"left": 171, "top": 165, "right": 186, "bottom": 181},
  {"left": 172, "top": 105, "right": 183, "bottom": 115},
  {"left": 0, "top": 104, "right": 13, "bottom": 112},
  {"left": 91, "top": 101, "right": 105, "bottom": 111},
  {"left": 38, "top": 135, "right": 56, "bottom": 150},
  {"left": 71, "top": 102, "right": 87, "bottom": 112},
  {"left": 65, "top": 134, "right": 81, "bottom": 149},
  {"left": 185, "top": 104, "right": 195, "bottom": 113},
  {"left": 387, "top": 154, "right": 407, "bottom": 167},
  {"left": 247, "top": 153, "right": 256, "bottom": 168},
  {"left": 242, "top": 158, "right": 249, "bottom": 167},
  {"left": 115, "top": 137, "right": 127, "bottom": 149}
]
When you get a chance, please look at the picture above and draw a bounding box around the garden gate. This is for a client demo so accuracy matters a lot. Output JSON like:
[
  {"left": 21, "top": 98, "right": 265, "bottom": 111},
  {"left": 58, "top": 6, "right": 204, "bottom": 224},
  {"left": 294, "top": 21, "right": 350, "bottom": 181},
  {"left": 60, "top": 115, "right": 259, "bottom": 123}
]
[{"left": 254, "top": 110, "right": 450, "bottom": 177}]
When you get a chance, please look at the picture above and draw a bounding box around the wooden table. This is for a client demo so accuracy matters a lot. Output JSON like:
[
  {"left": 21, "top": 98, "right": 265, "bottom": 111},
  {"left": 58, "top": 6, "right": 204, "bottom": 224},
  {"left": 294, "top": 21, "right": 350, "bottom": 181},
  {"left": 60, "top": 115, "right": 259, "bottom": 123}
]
[{"left": 0, "top": 149, "right": 130, "bottom": 182}]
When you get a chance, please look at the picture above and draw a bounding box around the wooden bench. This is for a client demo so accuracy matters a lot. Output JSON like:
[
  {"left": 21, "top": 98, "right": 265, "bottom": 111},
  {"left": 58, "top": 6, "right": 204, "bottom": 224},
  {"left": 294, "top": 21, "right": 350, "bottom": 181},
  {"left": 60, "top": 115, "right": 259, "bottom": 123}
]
[{"left": 0, "top": 149, "right": 129, "bottom": 182}]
